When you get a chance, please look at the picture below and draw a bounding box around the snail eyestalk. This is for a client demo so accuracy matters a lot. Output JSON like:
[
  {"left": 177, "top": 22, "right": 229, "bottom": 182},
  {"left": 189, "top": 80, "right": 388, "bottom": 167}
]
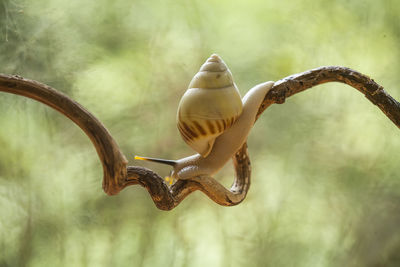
[{"left": 134, "top": 155, "right": 177, "bottom": 167}]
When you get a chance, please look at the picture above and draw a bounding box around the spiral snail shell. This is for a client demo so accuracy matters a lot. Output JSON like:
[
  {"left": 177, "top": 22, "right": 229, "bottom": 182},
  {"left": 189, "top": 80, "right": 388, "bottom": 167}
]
[{"left": 177, "top": 54, "right": 242, "bottom": 157}]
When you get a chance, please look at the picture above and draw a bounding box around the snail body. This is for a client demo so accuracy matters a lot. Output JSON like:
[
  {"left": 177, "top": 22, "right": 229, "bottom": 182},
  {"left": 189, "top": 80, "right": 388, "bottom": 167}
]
[{"left": 135, "top": 54, "right": 274, "bottom": 182}]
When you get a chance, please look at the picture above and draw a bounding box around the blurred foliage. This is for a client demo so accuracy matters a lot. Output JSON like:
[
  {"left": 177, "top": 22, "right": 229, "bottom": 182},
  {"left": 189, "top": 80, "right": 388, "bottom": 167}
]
[{"left": 1, "top": 0, "right": 400, "bottom": 266}]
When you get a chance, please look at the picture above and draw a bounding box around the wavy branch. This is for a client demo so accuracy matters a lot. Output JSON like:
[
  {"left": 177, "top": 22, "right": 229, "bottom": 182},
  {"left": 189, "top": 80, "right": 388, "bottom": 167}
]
[{"left": 0, "top": 66, "right": 398, "bottom": 210}]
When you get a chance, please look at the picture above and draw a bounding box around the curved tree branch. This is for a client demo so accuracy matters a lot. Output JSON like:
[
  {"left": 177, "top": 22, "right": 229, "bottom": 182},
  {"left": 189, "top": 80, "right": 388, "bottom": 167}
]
[
  {"left": 258, "top": 66, "right": 400, "bottom": 128},
  {"left": 0, "top": 74, "right": 128, "bottom": 195},
  {"left": 0, "top": 66, "right": 399, "bottom": 210}
]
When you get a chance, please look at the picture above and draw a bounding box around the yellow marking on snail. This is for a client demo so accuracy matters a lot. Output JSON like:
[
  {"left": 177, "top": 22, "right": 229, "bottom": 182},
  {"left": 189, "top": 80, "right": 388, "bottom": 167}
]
[{"left": 165, "top": 176, "right": 174, "bottom": 185}]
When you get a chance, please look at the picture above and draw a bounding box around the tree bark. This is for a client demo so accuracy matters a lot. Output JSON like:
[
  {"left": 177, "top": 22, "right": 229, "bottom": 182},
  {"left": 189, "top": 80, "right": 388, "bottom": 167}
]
[{"left": 0, "top": 66, "right": 398, "bottom": 210}]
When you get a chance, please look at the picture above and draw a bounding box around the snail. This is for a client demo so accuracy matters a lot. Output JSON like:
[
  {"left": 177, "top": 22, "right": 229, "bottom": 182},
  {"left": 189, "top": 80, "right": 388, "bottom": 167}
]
[{"left": 135, "top": 54, "right": 274, "bottom": 184}]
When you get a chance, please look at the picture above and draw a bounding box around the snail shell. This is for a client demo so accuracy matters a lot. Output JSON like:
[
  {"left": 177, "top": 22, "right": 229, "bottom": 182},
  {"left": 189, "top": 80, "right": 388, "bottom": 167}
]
[{"left": 177, "top": 54, "right": 243, "bottom": 157}]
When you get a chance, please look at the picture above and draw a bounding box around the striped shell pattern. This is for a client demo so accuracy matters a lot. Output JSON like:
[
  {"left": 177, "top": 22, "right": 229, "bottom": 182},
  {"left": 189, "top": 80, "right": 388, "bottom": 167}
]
[{"left": 177, "top": 54, "right": 243, "bottom": 157}]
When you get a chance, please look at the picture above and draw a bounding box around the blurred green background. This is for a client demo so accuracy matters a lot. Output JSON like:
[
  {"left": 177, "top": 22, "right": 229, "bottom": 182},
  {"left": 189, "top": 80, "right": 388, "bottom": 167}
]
[{"left": 1, "top": 0, "right": 400, "bottom": 266}]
